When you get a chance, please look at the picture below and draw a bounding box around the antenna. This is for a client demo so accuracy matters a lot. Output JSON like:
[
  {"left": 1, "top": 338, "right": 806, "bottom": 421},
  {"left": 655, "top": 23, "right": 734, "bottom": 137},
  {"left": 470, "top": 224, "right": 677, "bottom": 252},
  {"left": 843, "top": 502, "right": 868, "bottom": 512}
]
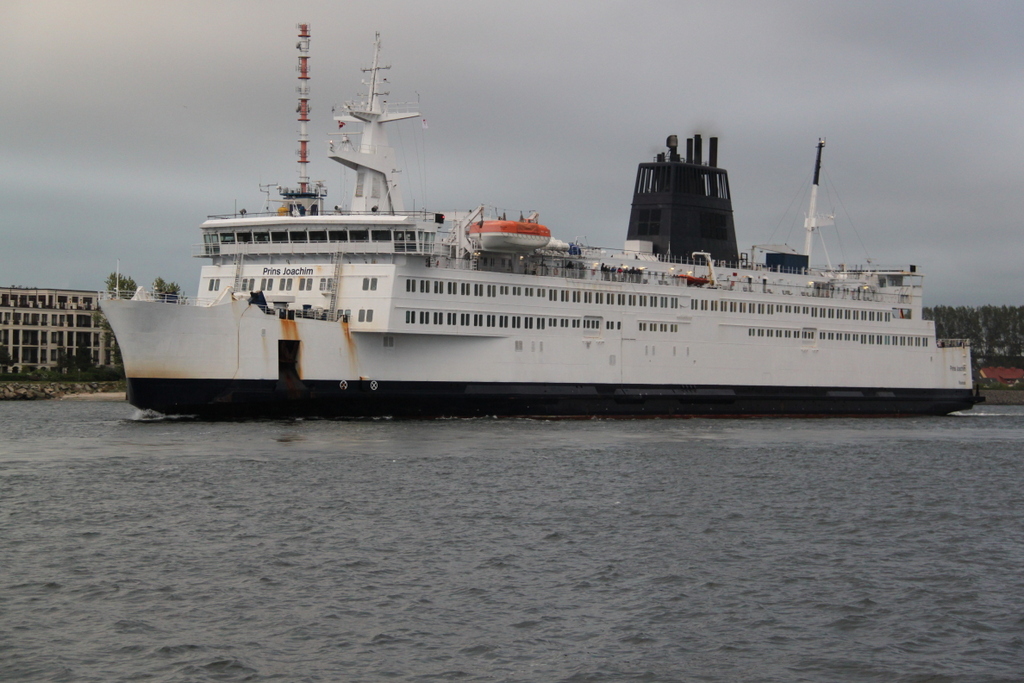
[
  {"left": 296, "top": 23, "right": 311, "bottom": 193},
  {"left": 803, "top": 138, "right": 826, "bottom": 260}
]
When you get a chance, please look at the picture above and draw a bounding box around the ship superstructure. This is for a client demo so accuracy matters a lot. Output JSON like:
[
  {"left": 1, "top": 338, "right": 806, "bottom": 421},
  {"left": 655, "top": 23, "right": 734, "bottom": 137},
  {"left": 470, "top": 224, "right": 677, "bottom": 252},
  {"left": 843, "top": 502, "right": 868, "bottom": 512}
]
[{"left": 100, "top": 31, "right": 980, "bottom": 418}]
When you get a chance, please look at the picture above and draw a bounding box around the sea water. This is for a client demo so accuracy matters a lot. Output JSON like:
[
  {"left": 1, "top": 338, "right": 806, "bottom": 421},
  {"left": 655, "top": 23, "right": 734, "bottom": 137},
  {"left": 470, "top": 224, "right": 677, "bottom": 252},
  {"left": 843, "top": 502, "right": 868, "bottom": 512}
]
[{"left": 2, "top": 401, "right": 1022, "bottom": 682}]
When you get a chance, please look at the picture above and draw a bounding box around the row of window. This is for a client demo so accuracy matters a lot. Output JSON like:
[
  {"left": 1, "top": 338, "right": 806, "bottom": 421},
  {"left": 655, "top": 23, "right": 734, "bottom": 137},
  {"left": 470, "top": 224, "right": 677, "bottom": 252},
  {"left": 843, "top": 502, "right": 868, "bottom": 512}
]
[
  {"left": 1, "top": 348, "right": 102, "bottom": 365},
  {"left": 1, "top": 312, "right": 94, "bottom": 328},
  {"left": 405, "top": 278, "right": 680, "bottom": 309},
  {"left": 230, "top": 277, "right": 336, "bottom": 293},
  {"left": 747, "top": 327, "right": 930, "bottom": 346},
  {"left": 209, "top": 229, "right": 427, "bottom": 245},
  {"left": 403, "top": 311, "right": 623, "bottom": 331},
  {"left": 638, "top": 322, "right": 680, "bottom": 333},
  {"left": 694, "top": 298, "right": 895, "bottom": 322},
  {"left": 1, "top": 330, "right": 101, "bottom": 347},
  {"left": 407, "top": 279, "right": 546, "bottom": 297},
  {"left": 1, "top": 294, "right": 95, "bottom": 309}
]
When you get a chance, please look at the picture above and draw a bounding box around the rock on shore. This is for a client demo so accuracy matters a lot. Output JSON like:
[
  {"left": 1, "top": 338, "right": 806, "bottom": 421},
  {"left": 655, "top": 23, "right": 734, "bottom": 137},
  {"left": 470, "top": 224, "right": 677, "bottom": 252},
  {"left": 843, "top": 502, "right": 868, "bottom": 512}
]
[
  {"left": 0, "top": 382, "right": 124, "bottom": 401},
  {"left": 981, "top": 389, "right": 1024, "bottom": 405}
]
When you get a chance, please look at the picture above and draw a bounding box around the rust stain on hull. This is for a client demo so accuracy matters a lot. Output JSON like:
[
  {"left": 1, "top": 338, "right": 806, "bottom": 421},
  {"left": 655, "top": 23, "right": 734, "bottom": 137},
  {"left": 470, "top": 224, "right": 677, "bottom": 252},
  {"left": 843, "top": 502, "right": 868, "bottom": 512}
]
[
  {"left": 279, "top": 318, "right": 302, "bottom": 378},
  {"left": 280, "top": 318, "right": 299, "bottom": 340},
  {"left": 340, "top": 318, "right": 358, "bottom": 376}
]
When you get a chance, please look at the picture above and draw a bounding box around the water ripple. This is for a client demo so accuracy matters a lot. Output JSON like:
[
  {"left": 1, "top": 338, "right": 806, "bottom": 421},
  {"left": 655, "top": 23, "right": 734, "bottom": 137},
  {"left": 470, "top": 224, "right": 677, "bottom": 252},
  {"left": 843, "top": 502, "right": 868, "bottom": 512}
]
[{"left": 2, "top": 402, "right": 1024, "bottom": 681}]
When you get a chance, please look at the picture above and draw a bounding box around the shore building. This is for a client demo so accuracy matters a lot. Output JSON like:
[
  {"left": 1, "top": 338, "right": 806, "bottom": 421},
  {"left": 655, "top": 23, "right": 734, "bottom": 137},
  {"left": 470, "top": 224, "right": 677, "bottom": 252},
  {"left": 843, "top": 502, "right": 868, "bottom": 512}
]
[{"left": 0, "top": 287, "right": 116, "bottom": 374}]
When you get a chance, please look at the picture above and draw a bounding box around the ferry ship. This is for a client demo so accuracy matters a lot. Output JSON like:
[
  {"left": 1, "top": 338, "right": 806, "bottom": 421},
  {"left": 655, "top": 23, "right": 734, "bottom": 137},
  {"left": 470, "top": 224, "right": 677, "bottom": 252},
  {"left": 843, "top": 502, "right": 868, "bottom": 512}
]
[{"left": 100, "top": 28, "right": 980, "bottom": 418}]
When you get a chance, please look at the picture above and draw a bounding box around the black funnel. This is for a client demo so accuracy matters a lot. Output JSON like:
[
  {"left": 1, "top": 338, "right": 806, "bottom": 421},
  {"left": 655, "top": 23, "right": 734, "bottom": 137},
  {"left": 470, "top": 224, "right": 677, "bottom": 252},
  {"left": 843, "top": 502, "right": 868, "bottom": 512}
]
[{"left": 625, "top": 135, "right": 739, "bottom": 263}]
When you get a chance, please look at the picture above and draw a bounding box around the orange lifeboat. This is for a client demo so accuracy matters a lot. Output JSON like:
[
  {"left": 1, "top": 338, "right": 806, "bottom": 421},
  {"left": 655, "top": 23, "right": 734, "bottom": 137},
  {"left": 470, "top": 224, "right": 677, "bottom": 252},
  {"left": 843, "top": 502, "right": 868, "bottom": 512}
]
[
  {"left": 678, "top": 274, "right": 710, "bottom": 286},
  {"left": 469, "top": 220, "right": 552, "bottom": 252}
]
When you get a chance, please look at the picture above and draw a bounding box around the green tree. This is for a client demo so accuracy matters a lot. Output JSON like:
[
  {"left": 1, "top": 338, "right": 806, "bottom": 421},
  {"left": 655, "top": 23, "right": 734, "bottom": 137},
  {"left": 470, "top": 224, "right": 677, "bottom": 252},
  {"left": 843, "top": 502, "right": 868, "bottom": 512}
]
[
  {"left": 52, "top": 348, "right": 73, "bottom": 374},
  {"left": 926, "top": 304, "right": 1024, "bottom": 372},
  {"left": 105, "top": 272, "right": 138, "bottom": 297},
  {"left": 152, "top": 277, "right": 181, "bottom": 295},
  {"left": 0, "top": 346, "right": 12, "bottom": 369},
  {"left": 73, "top": 347, "right": 94, "bottom": 372}
]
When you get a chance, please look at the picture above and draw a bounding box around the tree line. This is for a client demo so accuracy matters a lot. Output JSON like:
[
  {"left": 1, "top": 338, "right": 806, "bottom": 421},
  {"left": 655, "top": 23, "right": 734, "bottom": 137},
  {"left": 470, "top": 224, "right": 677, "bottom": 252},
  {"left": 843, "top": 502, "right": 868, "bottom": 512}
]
[
  {"left": 104, "top": 273, "right": 180, "bottom": 297},
  {"left": 924, "top": 305, "right": 1024, "bottom": 364}
]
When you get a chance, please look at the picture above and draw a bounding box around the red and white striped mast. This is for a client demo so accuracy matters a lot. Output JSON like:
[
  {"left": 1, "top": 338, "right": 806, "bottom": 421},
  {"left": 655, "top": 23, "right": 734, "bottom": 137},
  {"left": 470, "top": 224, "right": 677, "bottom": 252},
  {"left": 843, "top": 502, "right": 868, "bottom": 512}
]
[{"left": 296, "top": 23, "right": 311, "bottom": 194}]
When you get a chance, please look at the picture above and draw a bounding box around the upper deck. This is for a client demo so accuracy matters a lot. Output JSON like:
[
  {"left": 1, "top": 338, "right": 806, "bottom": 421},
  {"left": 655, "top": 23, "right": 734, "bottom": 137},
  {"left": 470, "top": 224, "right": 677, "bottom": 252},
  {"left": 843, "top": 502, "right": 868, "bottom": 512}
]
[{"left": 195, "top": 210, "right": 443, "bottom": 258}]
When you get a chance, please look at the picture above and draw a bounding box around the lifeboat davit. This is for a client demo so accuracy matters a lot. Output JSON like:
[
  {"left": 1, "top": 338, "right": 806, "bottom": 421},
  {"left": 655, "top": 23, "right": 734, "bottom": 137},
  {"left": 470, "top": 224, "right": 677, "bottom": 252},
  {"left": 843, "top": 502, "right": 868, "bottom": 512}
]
[{"left": 469, "top": 220, "right": 552, "bottom": 252}]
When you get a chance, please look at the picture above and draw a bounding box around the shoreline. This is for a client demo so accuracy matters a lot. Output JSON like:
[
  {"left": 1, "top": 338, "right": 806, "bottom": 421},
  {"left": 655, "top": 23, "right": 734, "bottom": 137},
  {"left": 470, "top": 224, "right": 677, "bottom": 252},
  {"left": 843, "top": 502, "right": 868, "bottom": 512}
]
[
  {"left": 0, "top": 381, "right": 125, "bottom": 401},
  {"left": 980, "top": 389, "right": 1024, "bottom": 405},
  {"left": 60, "top": 391, "right": 127, "bottom": 402}
]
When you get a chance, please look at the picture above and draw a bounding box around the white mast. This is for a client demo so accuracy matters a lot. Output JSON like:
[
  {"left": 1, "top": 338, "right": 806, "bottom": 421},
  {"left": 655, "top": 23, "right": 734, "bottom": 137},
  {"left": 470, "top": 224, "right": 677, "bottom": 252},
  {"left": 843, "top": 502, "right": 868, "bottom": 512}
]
[
  {"left": 329, "top": 33, "right": 420, "bottom": 213},
  {"left": 803, "top": 138, "right": 826, "bottom": 261}
]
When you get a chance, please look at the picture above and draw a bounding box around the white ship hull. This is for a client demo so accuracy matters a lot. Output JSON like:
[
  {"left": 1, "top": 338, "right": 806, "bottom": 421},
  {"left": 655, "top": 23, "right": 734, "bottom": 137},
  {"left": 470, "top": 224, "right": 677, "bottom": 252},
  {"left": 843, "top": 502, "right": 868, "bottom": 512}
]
[{"left": 102, "top": 259, "right": 978, "bottom": 418}]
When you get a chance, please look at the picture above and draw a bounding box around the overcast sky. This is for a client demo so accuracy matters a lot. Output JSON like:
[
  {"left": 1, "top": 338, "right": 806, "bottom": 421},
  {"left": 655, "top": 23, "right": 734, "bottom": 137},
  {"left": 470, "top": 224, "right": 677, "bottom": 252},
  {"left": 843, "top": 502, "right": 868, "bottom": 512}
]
[{"left": 2, "top": 0, "right": 1022, "bottom": 305}]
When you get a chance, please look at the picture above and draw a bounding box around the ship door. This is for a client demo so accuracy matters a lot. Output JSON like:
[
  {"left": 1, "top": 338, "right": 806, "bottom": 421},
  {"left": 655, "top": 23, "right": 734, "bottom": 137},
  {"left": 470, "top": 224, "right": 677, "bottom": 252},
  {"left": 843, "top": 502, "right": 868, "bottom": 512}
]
[{"left": 276, "top": 339, "right": 309, "bottom": 399}]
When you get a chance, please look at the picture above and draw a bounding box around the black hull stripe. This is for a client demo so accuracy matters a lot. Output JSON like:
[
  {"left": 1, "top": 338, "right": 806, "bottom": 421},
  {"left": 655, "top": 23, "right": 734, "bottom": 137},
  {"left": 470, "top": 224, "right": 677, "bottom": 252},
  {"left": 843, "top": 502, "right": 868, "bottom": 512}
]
[{"left": 126, "top": 378, "right": 982, "bottom": 419}]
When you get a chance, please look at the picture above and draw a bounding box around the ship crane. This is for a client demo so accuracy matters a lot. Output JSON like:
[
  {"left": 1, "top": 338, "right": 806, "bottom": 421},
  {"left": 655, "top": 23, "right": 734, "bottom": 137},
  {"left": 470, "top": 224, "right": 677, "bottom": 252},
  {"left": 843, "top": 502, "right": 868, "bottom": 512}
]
[{"left": 803, "top": 138, "right": 835, "bottom": 266}]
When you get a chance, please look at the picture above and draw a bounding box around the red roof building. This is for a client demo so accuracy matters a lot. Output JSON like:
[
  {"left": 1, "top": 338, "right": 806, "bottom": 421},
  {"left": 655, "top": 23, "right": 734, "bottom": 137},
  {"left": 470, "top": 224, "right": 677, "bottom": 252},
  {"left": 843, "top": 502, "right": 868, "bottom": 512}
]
[{"left": 979, "top": 367, "right": 1024, "bottom": 385}]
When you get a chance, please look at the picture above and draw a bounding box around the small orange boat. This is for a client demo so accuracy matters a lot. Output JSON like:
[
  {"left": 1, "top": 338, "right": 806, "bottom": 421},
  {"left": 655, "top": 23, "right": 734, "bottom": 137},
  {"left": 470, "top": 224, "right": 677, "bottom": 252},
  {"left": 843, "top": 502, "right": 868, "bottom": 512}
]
[
  {"left": 469, "top": 220, "right": 552, "bottom": 252},
  {"left": 678, "top": 274, "right": 710, "bottom": 286}
]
